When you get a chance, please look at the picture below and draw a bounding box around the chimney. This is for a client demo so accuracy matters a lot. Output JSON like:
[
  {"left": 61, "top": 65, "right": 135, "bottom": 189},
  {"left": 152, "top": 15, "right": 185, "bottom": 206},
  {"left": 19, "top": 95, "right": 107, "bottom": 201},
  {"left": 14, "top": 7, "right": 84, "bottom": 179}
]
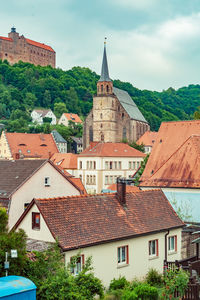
[
  {"left": 117, "top": 177, "right": 126, "bottom": 206},
  {"left": 14, "top": 153, "right": 20, "bottom": 160}
]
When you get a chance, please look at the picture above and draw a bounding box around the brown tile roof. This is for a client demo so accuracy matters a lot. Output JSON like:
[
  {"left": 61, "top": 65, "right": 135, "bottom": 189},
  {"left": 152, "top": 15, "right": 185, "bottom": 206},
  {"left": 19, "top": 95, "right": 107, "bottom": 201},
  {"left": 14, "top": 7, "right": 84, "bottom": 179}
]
[
  {"left": 80, "top": 142, "right": 146, "bottom": 157},
  {"left": 63, "top": 113, "right": 82, "bottom": 123},
  {"left": 137, "top": 131, "right": 158, "bottom": 147},
  {"left": 5, "top": 132, "right": 59, "bottom": 159},
  {"left": 51, "top": 153, "right": 77, "bottom": 169},
  {"left": 0, "top": 159, "right": 47, "bottom": 205},
  {"left": 33, "top": 109, "right": 52, "bottom": 117},
  {"left": 25, "top": 38, "right": 55, "bottom": 52},
  {"left": 18, "top": 190, "right": 183, "bottom": 251},
  {"left": 141, "top": 135, "right": 200, "bottom": 188},
  {"left": 107, "top": 183, "right": 140, "bottom": 193},
  {"left": 140, "top": 120, "right": 200, "bottom": 187}
]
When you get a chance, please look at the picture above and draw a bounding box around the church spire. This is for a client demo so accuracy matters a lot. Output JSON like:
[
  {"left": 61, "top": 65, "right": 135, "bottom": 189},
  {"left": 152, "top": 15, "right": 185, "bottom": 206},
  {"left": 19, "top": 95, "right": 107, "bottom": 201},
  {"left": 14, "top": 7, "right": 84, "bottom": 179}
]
[
  {"left": 98, "top": 38, "right": 111, "bottom": 82},
  {"left": 97, "top": 38, "right": 113, "bottom": 95}
]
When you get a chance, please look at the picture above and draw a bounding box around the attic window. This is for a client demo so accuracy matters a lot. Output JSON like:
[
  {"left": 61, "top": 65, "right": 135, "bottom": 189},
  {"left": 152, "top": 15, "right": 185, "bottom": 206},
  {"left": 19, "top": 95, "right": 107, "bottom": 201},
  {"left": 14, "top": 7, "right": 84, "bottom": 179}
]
[
  {"left": 160, "top": 139, "right": 162, "bottom": 143},
  {"left": 27, "top": 150, "right": 31, "bottom": 153},
  {"left": 151, "top": 170, "right": 154, "bottom": 175},
  {"left": 40, "top": 144, "right": 47, "bottom": 147},
  {"left": 18, "top": 143, "right": 26, "bottom": 146},
  {"left": 71, "top": 117, "right": 75, "bottom": 120}
]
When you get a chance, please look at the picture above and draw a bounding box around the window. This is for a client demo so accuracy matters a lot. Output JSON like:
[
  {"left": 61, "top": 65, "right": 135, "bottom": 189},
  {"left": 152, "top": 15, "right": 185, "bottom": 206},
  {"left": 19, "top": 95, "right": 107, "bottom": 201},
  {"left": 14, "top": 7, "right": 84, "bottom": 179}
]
[
  {"left": 71, "top": 255, "right": 84, "bottom": 275},
  {"left": 114, "top": 161, "right": 117, "bottom": 169},
  {"left": 90, "top": 161, "right": 93, "bottom": 169},
  {"left": 79, "top": 161, "right": 82, "bottom": 169},
  {"left": 105, "top": 161, "right": 109, "bottom": 169},
  {"left": 87, "top": 161, "right": 89, "bottom": 169},
  {"left": 137, "top": 162, "right": 140, "bottom": 169},
  {"left": 86, "top": 175, "right": 89, "bottom": 184},
  {"left": 133, "top": 162, "right": 136, "bottom": 169},
  {"left": 117, "top": 245, "right": 129, "bottom": 265},
  {"left": 93, "top": 161, "right": 96, "bottom": 169},
  {"left": 149, "top": 240, "right": 159, "bottom": 257},
  {"left": 105, "top": 176, "right": 108, "bottom": 185},
  {"left": 45, "top": 177, "right": 50, "bottom": 186},
  {"left": 32, "top": 212, "right": 40, "bottom": 230},
  {"left": 110, "top": 161, "right": 113, "bottom": 169},
  {"left": 118, "top": 161, "right": 122, "bottom": 169},
  {"left": 168, "top": 236, "right": 177, "bottom": 252},
  {"left": 128, "top": 161, "right": 132, "bottom": 169}
]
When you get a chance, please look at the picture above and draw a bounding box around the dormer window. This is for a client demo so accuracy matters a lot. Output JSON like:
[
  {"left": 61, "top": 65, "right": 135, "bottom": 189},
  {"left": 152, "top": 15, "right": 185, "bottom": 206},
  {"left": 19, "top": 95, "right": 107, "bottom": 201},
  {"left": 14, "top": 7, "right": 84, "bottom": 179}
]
[
  {"left": 18, "top": 143, "right": 26, "bottom": 146},
  {"left": 40, "top": 144, "right": 47, "bottom": 147}
]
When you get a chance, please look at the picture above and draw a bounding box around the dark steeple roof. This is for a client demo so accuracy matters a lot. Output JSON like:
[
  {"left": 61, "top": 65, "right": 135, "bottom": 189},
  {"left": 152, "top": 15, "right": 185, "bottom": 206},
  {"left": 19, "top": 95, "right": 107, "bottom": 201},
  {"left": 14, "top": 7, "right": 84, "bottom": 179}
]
[{"left": 98, "top": 41, "right": 112, "bottom": 82}]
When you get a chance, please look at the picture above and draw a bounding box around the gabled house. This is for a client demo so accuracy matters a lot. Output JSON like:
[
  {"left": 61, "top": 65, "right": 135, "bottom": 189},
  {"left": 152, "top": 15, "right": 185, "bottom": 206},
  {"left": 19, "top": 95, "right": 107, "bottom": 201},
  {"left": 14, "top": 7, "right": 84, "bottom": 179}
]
[
  {"left": 31, "top": 109, "right": 56, "bottom": 125},
  {"left": 0, "top": 131, "right": 59, "bottom": 159},
  {"left": 0, "top": 159, "right": 83, "bottom": 229},
  {"left": 51, "top": 130, "right": 67, "bottom": 153},
  {"left": 14, "top": 186, "right": 184, "bottom": 287},
  {"left": 50, "top": 153, "right": 78, "bottom": 177},
  {"left": 71, "top": 137, "right": 83, "bottom": 154},
  {"left": 58, "top": 113, "right": 82, "bottom": 127},
  {"left": 78, "top": 142, "right": 146, "bottom": 194},
  {"left": 137, "top": 131, "right": 157, "bottom": 153},
  {"left": 139, "top": 120, "right": 200, "bottom": 222}
]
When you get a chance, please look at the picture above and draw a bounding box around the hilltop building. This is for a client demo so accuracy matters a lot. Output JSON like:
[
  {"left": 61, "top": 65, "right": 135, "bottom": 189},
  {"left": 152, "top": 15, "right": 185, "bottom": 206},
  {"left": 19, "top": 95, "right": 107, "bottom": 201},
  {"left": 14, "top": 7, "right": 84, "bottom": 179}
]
[
  {"left": 31, "top": 109, "right": 56, "bottom": 125},
  {"left": 83, "top": 42, "right": 149, "bottom": 149},
  {"left": 0, "top": 27, "right": 55, "bottom": 67}
]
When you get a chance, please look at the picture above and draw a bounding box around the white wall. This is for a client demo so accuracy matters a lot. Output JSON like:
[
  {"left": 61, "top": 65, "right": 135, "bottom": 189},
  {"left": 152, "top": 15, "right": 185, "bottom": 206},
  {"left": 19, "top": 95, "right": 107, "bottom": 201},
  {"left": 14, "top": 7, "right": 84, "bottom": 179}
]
[
  {"left": 9, "top": 162, "right": 80, "bottom": 228},
  {"left": 65, "top": 228, "right": 182, "bottom": 287}
]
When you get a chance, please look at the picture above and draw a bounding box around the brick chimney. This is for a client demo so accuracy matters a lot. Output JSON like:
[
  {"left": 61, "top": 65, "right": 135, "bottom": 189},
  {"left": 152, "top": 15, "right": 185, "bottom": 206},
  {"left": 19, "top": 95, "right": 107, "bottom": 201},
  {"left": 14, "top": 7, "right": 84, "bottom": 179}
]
[{"left": 117, "top": 177, "right": 126, "bottom": 206}]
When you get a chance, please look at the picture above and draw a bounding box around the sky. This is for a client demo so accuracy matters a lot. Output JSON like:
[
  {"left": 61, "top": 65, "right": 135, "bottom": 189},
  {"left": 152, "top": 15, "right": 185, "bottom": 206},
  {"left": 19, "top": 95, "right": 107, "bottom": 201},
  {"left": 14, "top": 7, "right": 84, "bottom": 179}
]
[{"left": 1, "top": 0, "right": 200, "bottom": 91}]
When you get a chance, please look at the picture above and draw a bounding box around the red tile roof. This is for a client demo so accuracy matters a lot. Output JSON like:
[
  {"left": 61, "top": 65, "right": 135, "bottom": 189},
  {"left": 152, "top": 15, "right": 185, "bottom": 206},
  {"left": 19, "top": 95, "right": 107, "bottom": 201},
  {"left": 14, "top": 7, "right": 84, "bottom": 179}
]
[
  {"left": 140, "top": 120, "right": 200, "bottom": 187},
  {"left": 137, "top": 131, "right": 158, "bottom": 147},
  {"left": 25, "top": 38, "right": 55, "bottom": 52},
  {"left": 5, "top": 132, "right": 59, "bottom": 159},
  {"left": 107, "top": 184, "right": 140, "bottom": 193},
  {"left": 80, "top": 142, "right": 146, "bottom": 157},
  {"left": 15, "top": 190, "right": 184, "bottom": 250},
  {"left": 51, "top": 153, "right": 78, "bottom": 169},
  {"left": 0, "top": 36, "right": 12, "bottom": 42},
  {"left": 63, "top": 113, "right": 82, "bottom": 123},
  {"left": 70, "top": 177, "right": 87, "bottom": 195}
]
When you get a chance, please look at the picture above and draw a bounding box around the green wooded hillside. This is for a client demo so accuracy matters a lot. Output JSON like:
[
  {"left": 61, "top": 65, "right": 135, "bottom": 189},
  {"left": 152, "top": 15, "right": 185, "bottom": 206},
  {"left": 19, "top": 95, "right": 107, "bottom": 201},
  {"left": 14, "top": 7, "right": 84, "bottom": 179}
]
[{"left": 0, "top": 59, "right": 199, "bottom": 132}]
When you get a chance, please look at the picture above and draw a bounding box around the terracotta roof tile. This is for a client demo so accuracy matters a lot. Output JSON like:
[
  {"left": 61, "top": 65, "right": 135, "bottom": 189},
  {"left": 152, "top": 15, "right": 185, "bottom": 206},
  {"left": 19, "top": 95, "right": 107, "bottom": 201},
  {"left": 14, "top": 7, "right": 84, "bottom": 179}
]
[
  {"left": 69, "top": 178, "right": 87, "bottom": 195},
  {"left": 140, "top": 120, "right": 200, "bottom": 188},
  {"left": 30, "top": 190, "right": 183, "bottom": 250},
  {"left": 80, "top": 142, "right": 146, "bottom": 157},
  {"left": 0, "top": 36, "right": 12, "bottom": 42},
  {"left": 5, "top": 132, "right": 59, "bottom": 159},
  {"left": 63, "top": 113, "right": 82, "bottom": 123},
  {"left": 50, "top": 153, "right": 77, "bottom": 169},
  {"left": 25, "top": 38, "right": 55, "bottom": 52},
  {"left": 137, "top": 131, "right": 158, "bottom": 147}
]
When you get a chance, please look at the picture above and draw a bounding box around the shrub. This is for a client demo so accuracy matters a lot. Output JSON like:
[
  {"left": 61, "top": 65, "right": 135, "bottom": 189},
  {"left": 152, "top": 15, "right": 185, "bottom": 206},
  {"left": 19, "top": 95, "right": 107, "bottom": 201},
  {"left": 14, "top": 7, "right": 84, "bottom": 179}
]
[
  {"left": 121, "top": 289, "right": 138, "bottom": 300},
  {"left": 146, "top": 268, "right": 163, "bottom": 286},
  {"left": 134, "top": 283, "right": 159, "bottom": 300},
  {"left": 109, "top": 276, "right": 129, "bottom": 291}
]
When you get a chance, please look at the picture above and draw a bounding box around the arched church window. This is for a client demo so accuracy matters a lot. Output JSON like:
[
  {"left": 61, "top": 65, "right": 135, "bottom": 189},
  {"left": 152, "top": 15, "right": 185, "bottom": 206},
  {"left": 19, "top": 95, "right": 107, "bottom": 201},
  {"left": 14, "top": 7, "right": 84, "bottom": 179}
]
[
  {"left": 122, "top": 113, "right": 124, "bottom": 120},
  {"left": 123, "top": 127, "right": 126, "bottom": 139},
  {"left": 101, "top": 85, "right": 103, "bottom": 92},
  {"left": 106, "top": 85, "right": 109, "bottom": 93},
  {"left": 89, "top": 126, "right": 93, "bottom": 142}
]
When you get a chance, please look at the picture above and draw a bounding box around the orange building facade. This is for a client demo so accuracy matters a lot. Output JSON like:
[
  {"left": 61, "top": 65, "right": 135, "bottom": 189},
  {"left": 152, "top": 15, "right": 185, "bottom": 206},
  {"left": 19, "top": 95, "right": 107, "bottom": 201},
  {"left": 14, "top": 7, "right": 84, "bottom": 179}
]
[{"left": 0, "top": 27, "right": 55, "bottom": 67}]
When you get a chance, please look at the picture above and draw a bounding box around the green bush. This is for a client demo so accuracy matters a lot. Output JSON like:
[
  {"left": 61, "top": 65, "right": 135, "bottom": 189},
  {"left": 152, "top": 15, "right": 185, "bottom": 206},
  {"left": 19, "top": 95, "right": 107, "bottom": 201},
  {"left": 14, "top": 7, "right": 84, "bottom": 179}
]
[
  {"left": 134, "top": 283, "right": 159, "bottom": 300},
  {"left": 109, "top": 276, "right": 129, "bottom": 291},
  {"left": 146, "top": 268, "right": 163, "bottom": 286},
  {"left": 121, "top": 290, "right": 138, "bottom": 300}
]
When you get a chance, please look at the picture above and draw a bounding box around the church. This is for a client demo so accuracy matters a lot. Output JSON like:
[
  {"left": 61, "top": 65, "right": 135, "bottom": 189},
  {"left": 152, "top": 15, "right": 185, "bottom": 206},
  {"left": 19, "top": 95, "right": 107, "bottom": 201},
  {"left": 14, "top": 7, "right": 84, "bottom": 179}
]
[{"left": 83, "top": 42, "right": 150, "bottom": 149}]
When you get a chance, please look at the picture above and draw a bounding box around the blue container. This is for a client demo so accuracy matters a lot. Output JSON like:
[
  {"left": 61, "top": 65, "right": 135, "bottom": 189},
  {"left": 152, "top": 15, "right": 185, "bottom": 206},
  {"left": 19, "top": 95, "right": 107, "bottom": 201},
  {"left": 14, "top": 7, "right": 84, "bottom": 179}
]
[{"left": 0, "top": 276, "right": 36, "bottom": 300}]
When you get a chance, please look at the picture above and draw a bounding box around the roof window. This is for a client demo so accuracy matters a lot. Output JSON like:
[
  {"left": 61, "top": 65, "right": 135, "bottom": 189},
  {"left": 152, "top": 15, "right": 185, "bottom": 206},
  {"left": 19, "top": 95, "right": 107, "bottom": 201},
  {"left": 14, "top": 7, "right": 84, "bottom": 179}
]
[{"left": 40, "top": 144, "right": 47, "bottom": 147}]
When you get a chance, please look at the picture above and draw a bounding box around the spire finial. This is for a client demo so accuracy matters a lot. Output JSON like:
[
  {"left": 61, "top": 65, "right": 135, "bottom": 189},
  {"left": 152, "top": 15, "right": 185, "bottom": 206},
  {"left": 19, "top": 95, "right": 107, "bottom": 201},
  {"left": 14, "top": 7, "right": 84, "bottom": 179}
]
[
  {"left": 98, "top": 37, "right": 111, "bottom": 82},
  {"left": 104, "top": 37, "right": 107, "bottom": 45}
]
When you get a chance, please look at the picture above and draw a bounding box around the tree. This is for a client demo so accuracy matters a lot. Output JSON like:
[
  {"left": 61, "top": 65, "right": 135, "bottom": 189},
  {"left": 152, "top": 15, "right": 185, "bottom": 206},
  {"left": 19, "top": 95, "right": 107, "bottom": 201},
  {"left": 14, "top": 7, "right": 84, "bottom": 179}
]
[
  {"left": 134, "top": 154, "right": 149, "bottom": 186},
  {"left": 0, "top": 207, "right": 27, "bottom": 277},
  {"left": 194, "top": 106, "right": 200, "bottom": 120},
  {"left": 54, "top": 102, "right": 67, "bottom": 118}
]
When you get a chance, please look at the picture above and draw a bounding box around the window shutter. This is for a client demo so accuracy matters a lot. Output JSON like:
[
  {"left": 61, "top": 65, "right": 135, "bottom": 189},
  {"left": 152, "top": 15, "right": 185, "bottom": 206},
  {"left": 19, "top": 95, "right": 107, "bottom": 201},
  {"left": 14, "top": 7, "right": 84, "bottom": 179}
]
[
  {"left": 156, "top": 239, "right": 159, "bottom": 256},
  {"left": 126, "top": 245, "right": 129, "bottom": 264},
  {"left": 175, "top": 235, "right": 177, "bottom": 252}
]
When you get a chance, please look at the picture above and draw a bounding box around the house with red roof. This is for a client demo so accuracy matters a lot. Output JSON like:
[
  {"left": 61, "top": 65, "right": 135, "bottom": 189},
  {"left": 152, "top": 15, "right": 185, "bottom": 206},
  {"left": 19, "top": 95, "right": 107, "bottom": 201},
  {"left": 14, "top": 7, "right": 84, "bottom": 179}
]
[
  {"left": 14, "top": 183, "right": 184, "bottom": 286},
  {"left": 137, "top": 131, "right": 158, "bottom": 153},
  {"left": 58, "top": 113, "right": 82, "bottom": 127},
  {"left": 0, "top": 159, "right": 83, "bottom": 229},
  {"left": 78, "top": 142, "right": 146, "bottom": 194},
  {"left": 139, "top": 120, "right": 200, "bottom": 223},
  {"left": 0, "top": 27, "right": 55, "bottom": 67},
  {"left": 0, "top": 131, "right": 59, "bottom": 159},
  {"left": 51, "top": 153, "right": 78, "bottom": 176}
]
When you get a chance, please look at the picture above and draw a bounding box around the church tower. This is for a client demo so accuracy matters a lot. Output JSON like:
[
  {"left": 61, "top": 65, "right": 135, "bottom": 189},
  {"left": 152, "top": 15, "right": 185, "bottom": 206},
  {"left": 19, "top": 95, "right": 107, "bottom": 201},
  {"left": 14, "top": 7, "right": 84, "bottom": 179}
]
[{"left": 93, "top": 40, "right": 118, "bottom": 143}]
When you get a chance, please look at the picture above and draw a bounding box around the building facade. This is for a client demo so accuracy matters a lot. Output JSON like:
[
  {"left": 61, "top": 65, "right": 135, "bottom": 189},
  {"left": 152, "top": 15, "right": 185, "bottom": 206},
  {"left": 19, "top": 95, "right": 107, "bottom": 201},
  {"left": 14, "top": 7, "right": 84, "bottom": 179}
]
[
  {"left": 0, "top": 27, "right": 55, "bottom": 67},
  {"left": 78, "top": 142, "right": 145, "bottom": 194},
  {"left": 83, "top": 43, "right": 150, "bottom": 149}
]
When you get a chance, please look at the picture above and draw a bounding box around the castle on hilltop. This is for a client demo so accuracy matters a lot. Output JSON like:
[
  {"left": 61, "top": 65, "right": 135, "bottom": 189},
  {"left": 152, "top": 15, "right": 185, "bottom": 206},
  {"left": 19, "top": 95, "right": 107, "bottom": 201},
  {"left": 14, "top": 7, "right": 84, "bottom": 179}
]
[
  {"left": 83, "top": 42, "right": 150, "bottom": 149},
  {"left": 0, "top": 27, "right": 55, "bottom": 67}
]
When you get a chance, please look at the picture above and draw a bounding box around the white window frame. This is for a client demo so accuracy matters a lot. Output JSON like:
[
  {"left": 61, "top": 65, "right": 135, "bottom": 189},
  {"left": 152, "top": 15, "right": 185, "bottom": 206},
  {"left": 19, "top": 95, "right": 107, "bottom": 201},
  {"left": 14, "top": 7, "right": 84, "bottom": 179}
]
[
  {"left": 117, "top": 245, "right": 128, "bottom": 265},
  {"left": 71, "top": 255, "right": 84, "bottom": 275},
  {"left": 168, "top": 236, "right": 177, "bottom": 252},
  {"left": 149, "top": 239, "right": 158, "bottom": 257}
]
